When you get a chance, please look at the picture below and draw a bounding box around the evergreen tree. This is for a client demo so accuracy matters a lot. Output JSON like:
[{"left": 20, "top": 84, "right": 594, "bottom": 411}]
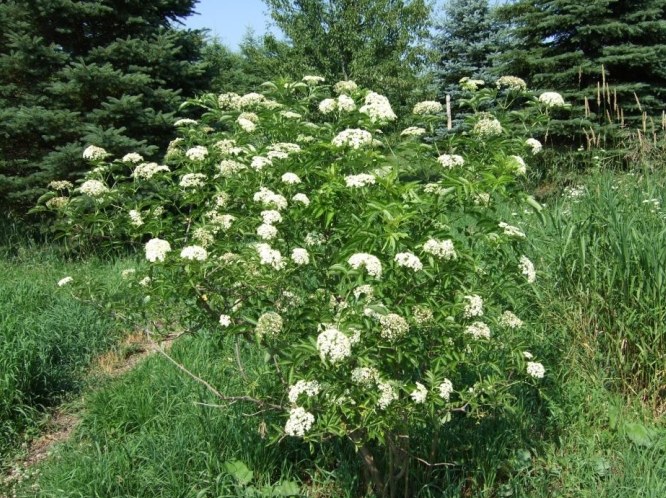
[
  {"left": 433, "top": 0, "right": 506, "bottom": 101},
  {"left": 497, "top": 0, "right": 666, "bottom": 124},
  {"left": 262, "top": 0, "right": 433, "bottom": 110},
  {"left": 0, "top": 0, "right": 211, "bottom": 211}
]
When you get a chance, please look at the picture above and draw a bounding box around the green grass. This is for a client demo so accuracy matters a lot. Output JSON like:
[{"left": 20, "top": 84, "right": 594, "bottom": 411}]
[{"left": 0, "top": 225, "right": 137, "bottom": 462}]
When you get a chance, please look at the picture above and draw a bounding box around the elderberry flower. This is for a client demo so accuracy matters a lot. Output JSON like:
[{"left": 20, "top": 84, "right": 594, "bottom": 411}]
[
  {"left": 237, "top": 117, "right": 256, "bottom": 132},
  {"left": 316, "top": 327, "right": 352, "bottom": 364},
  {"left": 332, "top": 129, "right": 373, "bottom": 149},
  {"left": 288, "top": 380, "right": 321, "bottom": 403},
  {"left": 351, "top": 366, "right": 379, "bottom": 386},
  {"left": 255, "top": 243, "right": 285, "bottom": 270},
  {"left": 463, "top": 294, "right": 484, "bottom": 318},
  {"left": 57, "top": 276, "right": 73, "bottom": 287},
  {"left": 423, "top": 239, "right": 456, "bottom": 260},
  {"left": 379, "top": 313, "right": 409, "bottom": 341},
  {"left": 496, "top": 76, "right": 527, "bottom": 92},
  {"left": 498, "top": 222, "right": 526, "bottom": 238},
  {"left": 394, "top": 252, "right": 423, "bottom": 271},
  {"left": 438, "top": 379, "right": 453, "bottom": 401},
  {"left": 413, "top": 100, "right": 443, "bottom": 115},
  {"left": 359, "top": 92, "right": 396, "bottom": 122},
  {"left": 509, "top": 155, "right": 527, "bottom": 175},
  {"left": 348, "top": 253, "right": 382, "bottom": 278},
  {"left": 334, "top": 80, "right": 358, "bottom": 94},
  {"left": 261, "top": 210, "right": 282, "bottom": 225},
  {"left": 48, "top": 180, "right": 73, "bottom": 190},
  {"left": 219, "top": 315, "right": 231, "bottom": 327},
  {"left": 410, "top": 382, "right": 428, "bottom": 404},
  {"left": 302, "top": 75, "right": 325, "bottom": 85},
  {"left": 284, "top": 407, "right": 315, "bottom": 437},
  {"left": 82, "top": 145, "right": 108, "bottom": 160},
  {"left": 133, "top": 162, "right": 169, "bottom": 179},
  {"left": 255, "top": 311, "right": 283, "bottom": 338},
  {"left": 292, "top": 193, "right": 310, "bottom": 206},
  {"left": 319, "top": 99, "right": 337, "bottom": 114},
  {"left": 526, "top": 361, "right": 545, "bottom": 378},
  {"left": 79, "top": 180, "right": 109, "bottom": 197},
  {"left": 281, "top": 172, "right": 301, "bottom": 185},
  {"left": 499, "top": 311, "right": 523, "bottom": 329},
  {"left": 464, "top": 321, "right": 491, "bottom": 339},
  {"left": 377, "top": 381, "right": 398, "bottom": 409},
  {"left": 412, "top": 306, "right": 433, "bottom": 325},
  {"left": 250, "top": 156, "right": 272, "bottom": 171},
  {"left": 291, "top": 248, "right": 310, "bottom": 265},
  {"left": 519, "top": 256, "right": 536, "bottom": 283},
  {"left": 337, "top": 94, "right": 356, "bottom": 112},
  {"left": 345, "top": 174, "right": 376, "bottom": 188},
  {"left": 145, "top": 238, "right": 171, "bottom": 262},
  {"left": 180, "top": 245, "right": 208, "bottom": 261},
  {"left": 46, "top": 197, "right": 68, "bottom": 209},
  {"left": 128, "top": 210, "right": 143, "bottom": 227},
  {"left": 179, "top": 173, "right": 206, "bottom": 189},
  {"left": 437, "top": 154, "right": 464, "bottom": 169},
  {"left": 526, "top": 138, "right": 542, "bottom": 155},
  {"left": 539, "top": 92, "right": 565, "bottom": 107},
  {"left": 257, "top": 223, "right": 278, "bottom": 240},
  {"left": 122, "top": 152, "right": 143, "bottom": 163},
  {"left": 185, "top": 146, "right": 208, "bottom": 161},
  {"left": 473, "top": 115, "right": 503, "bottom": 137}
]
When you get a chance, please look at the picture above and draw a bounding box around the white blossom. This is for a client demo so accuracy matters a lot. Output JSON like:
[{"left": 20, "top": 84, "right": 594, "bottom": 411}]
[
  {"left": 394, "top": 252, "right": 423, "bottom": 271},
  {"left": 255, "top": 243, "right": 285, "bottom": 270},
  {"left": 463, "top": 294, "right": 484, "bottom": 318},
  {"left": 413, "top": 100, "right": 443, "bottom": 115},
  {"left": 292, "top": 193, "right": 310, "bottom": 206},
  {"left": 237, "top": 117, "right": 256, "bottom": 132},
  {"left": 500, "top": 311, "right": 524, "bottom": 329},
  {"left": 438, "top": 379, "right": 453, "bottom": 401},
  {"left": 82, "top": 145, "right": 108, "bottom": 160},
  {"left": 261, "top": 210, "right": 282, "bottom": 225},
  {"left": 185, "top": 146, "right": 208, "bottom": 161},
  {"left": 281, "top": 172, "right": 301, "bottom": 184},
  {"left": 133, "top": 162, "right": 170, "bottom": 179},
  {"left": 302, "top": 75, "right": 325, "bottom": 85},
  {"left": 539, "top": 92, "right": 565, "bottom": 107},
  {"left": 379, "top": 313, "right": 410, "bottom": 341},
  {"left": 250, "top": 156, "right": 272, "bottom": 171},
  {"left": 288, "top": 380, "right": 321, "bottom": 403},
  {"left": 423, "top": 238, "right": 457, "bottom": 260},
  {"left": 499, "top": 222, "right": 526, "bottom": 238},
  {"left": 284, "top": 407, "right": 315, "bottom": 437},
  {"left": 401, "top": 126, "right": 426, "bottom": 137},
  {"left": 46, "top": 197, "right": 68, "bottom": 209},
  {"left": 179, "top": 173, "right": 206, "bottom": 188},
  {"left": 460, "top": 77, "right": 485, "bottom": 91},
  {"left": 359, "top": 92, "right": 396, "bottom": 122},
  {"left": 496, "top": 76, "right": 527, "bottom": 91},
  {"left": 319, "top": 98, "right": 337, "bottom": 114},
  {"left": 526, "top": 361, "right": 545, "bottom": 378},
  {"left": 437, "top": 154, "right": 465, "bottom": 169},
  {"left": 180, "top": 245, "right": 208, "bottom": 261},
  {"left": 254, "top": 187, "right": 288, "bottom": 210},
  {"left": 337, "top": 94, "right": 356, "bottom": 112},
  {"left": 510, "top": 155, "right": 527, "bottom": 175},
  {"left": 410, "top": 382, "right": 428, "bottom": 404},
  {"left": 316, "top": 327, "right": 352, "bottom": 364},
  {"left": 473, "top": 115, "right": 503, "bottom": 137},
  {"left": 348, "top": 253, "right": 382, "bottom": 278},
  {"left": 256, "top": 311, "right": 283, "bottom": 337},
  {"left": 519, "top": 256, "right": 536, "bottom": 283},
  {"left": 334, "top": 80, "right": 358, "bottom": 94},
  {"left": 219, "top": 314, "right": 231, "bottom": 327},
  {"left": 145, "top": 238, "right": 171, "bottom": 262},
  {"left": 122, "top": 153, "right": 143, "bottom": 163},
  {"left": 57, "top": 276, "right": 73, "bottom": 287},
  {"left": 218, "top": 92, "right": 241, "bottom": 110},
  {"left": 377, "top": 381, "right": 398, "bottom": 409},
  {"left": 291, "top": 248, "right": 310, "bottom": 265},
  {"left": 218, "top": 160, "right": 246, "bottom": 177},
  {"left": 332, "top": 128, "right": 373, "bottom": 149},
  {"left": 351, "top": 367, "right": 379, "bottom": 386},
  {"left": 526, "top": 138, "right": 543, "bottom": 155},
  {"left": 128, "top": 209, "right": 143, "bottom": 227},
  {"left": 464, "top": 321, "right": 491, "bottom": 339},
  {"left": 174, "top": 118, "right": 197, "bottom": 127},
  {"left": 257, "top": 223, "right": 278, "bottom": 240},
  {"left": 139, "top": 276, "right": 151, "bottom": 287},
  {"left": 345, "top": 174, "right": 376, "bottom": 188}
]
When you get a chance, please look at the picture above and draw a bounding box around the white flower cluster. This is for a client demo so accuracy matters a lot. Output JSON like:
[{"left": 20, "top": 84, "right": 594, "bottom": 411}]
[
  {"left": 496, "top": 76, "right": 527, "bottom": 92},
  {"left": 359, "top": 92, "right": 396, "bottom": 122},
  {"left": 288, "top": 380, "right": 321, "bottom": 403},
  {"left": 145, "top": 238, "right": 171, "bottom": 262},
  {"left": 460, "top": 77, "right": 485, "bottom": 91},
  {"left": 48, "top": 180, "right": 74, "bottom": 190},
  {"left": 302, "top": 75, "right": 325, "bottom": 85},
  {"left": 438, "top": 379, "right": 454, "bottom": 401},
  {"left": 379, "top": 313, "right": 410, "bottom": 341},
  {"left": 255, "top": 311, "right": 283, "bottom": 338},
  {"left": 237, "top": 116, "right": 256, "bottom": 132},
  {"left": 510, "top": 155, "right": 527, "bottom": 175},
  {"left": 394, "top": 252, "right": 423, "bottom": 271},
  {"left": 82, "top": 145, "right": 108, "bottom": 160},
  {"left": 292, "top": 193, "right": 310, "bottom": 206},
  {"left": 423, "top": 238, "right": 457, "bottom": 260},
  {"left": 239, "top": 92, "right": 267, "bottom": 109},
  {"left": 305, "top": 231, "right": 325, "bottom": 247},
  {"left": 345, "top": 173, "right": 376, "bottom": 188},
  {"left": 500, "top": 311, "right": 524, "bottom": 328},
  {"left": 128, "top": 209, "right": 143, "bottom": 227},
  {"left": 181, "top": 245, "right": 208, "bottom": 261},
  {"left": 353, "top": 284, "right": 374, "bottom": 300},
  {"left": 121, "top": 269, "right": 136, "bottom": 279},
  {"left": 214, "top": 139, "right": 239, "bottom": 155},
  {"left": 412, "top": 305, "right": 433, "bottom": 325},
  {"left": 332, "top": 128, "right": 373, "bottom": 149},
  {"left": 377, "top": 381, "right": 398, "bottom": 409},
  {"left": 463, "top": 294, "right": 484, "bottom": 318},
  {"left": 284, "top": 406, "right": 315, "bottom": 437},
  {"left": 255, "top": 243, "right": 285, "bottom": 270},
  {"left": 218, "top": 160, "right": 246, "bottom": 177},
  {"left": 57, "top": 276, "right": 73, "bottom": 287},
  {"left": 79, "top": 180, "right": 109, "bottom": 197},
  {"left": 139, "top": 276, "right": 151, "bottom": 287},
  {"left": 499, "top": 222, "right": 526, "bottom": 238},
  {"left": 526, "top": 361, "right": 545, "bottom": 378},
  {"left": 253, "top": 187, "right": 288, "bottom": 210},
  {"left": 269, "top": 142, "right": 301, "bottom": 155},
  {"left": 207, "top": 212, "right": 235, "bottom": 231},
  {"left": 250, "top": 156, "right": 272, "bottom": 171},
  {"left": 316, "top": 327, "right": 352, "bottom": 364},
  {"left": 438, "top": 154, "right": 465, "bottom": 169},
  {"left": 219, "top": 314, "right": 231, "bottom": 327},
  {"left": 348, "top": 253, "right": 382, "bottom": 278},
  {"left": 257, "top": 223, "right": 278, "bottom": 240},
  {"left": 122, "top": 152, "right": 143, "bottom": 163},
  {"left": 260, "top": 210, "right": 282, "bottom": 225},
  {"left": 133, "top": 162, "right": 170, "bottom": 179},
  {"left": 46, "top": 197, "right": 69, "bottom": 209},
  {"left": 401, "top": 126, "right": 426, "bottom": 137},
  {"left": 539, "top": 91, "right": 565, "bottom": 107},
  {"left": 174, "top": 118, "right": 197, "bottom": 127},
  {"left": 280, "top": 110, "right": 302, "bottom": 119},
  {"left": 179, "top": 173, "right": 206, "bottom": 188},
  {"left": 526, "top": 138, "right": 543, "bottom": 155},
  {"left": 185, "top": 146, "right": 208, "bottom": 161},
  {"left": 473, "top": 115, "right": 503, "bottom": 137},
  {"left": 334, "top": 80, "right": 358, "bottom": 94},
  {"left": 413, "top": 100, "right": 443, "bottom": 115},
  {"left": 318, "top": 98, "right": 337, "bottom": 114},
  {"left": 351, "top": 366, "right": 380, "bottom": 386},
  {"left": 193, "top": 228, "right": 214, "bottom": 247},
  {"left": 291, "top": 248, "right": 310, "bottom": 265},
  {"left": 281, "top": 172, "right": 301, "bottom": 185},
  {"left": 218, "top": 92, "right": 242, "bottom": 110},
  {"left": 410, "top": 382, "right": 428, "bottom": 404},
  {"left": 465, "top": 321, "right": 491, "bottom": 339},
  {"left": 519, "top": 255, "right": 536, "bottom": 283}
]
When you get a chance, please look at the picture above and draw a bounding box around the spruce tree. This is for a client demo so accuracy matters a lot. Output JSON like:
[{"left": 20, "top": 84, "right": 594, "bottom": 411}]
[
  {"left": 433, "top": 0, "right": 506, "bottom": 103},
  {"left": 498, "top": 0, "right": 666, "bottom": 126},
  {"left": 0, "top": 0, "right": 210, "bottom": 211}
]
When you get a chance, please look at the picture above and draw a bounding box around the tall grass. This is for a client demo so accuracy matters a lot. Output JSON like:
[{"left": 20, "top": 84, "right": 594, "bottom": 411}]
[{"left": 0, "top": 223, "right": 134, "bottom": 461}]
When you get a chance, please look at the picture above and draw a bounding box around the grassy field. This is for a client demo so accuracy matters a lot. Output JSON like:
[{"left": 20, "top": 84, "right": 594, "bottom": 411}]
[{"left": 3, "top": 168, "right": 666, "bottom": 497}]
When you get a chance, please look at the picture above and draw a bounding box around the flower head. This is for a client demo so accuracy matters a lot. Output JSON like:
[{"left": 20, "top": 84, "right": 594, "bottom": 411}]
[
  {"left": 180, "top": 245, "right": 208, "bottom": 261},
  {"left": 539, "top": 92, "right": 565, "bottom": 107},
  {"left": 394, "top": 252, "right": 423, "bottom": 271},
  {"left": 82, "top": 145, "right": 108, "bottom": 160},
  {"left": 316, "top": 327, "right": 352, "bottom": 364},
  {"left": 57, "top": 276, "right": 73, "bottom": 287},
  {"left": 413, "top": 100, "right": 443, "bottom": 115},
  {"left": 284, "top": 407, "right": 315, "bottom": 437},
  {"left": 348, "top": 253, "right": 382, "bottom": 278},
  {"left": 410, "top": 382, "right": 428, "bottom": 404},
  {"left": 145, "top": 238, "right": 171, "bottom": 262},
  {"left": 79, "top": 180, "right": 109, "bottom": 197},
  {"left": 526, "top": 361, "right": 545, "bottom": 378}
]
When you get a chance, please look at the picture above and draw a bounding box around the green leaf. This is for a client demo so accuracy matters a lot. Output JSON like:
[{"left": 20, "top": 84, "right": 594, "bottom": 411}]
[
  {"left": 624, "top": 422, "right": 653, "bottom": 447},
  {"left": 223, "top": 460, "right": 254, "bottom": 485}
]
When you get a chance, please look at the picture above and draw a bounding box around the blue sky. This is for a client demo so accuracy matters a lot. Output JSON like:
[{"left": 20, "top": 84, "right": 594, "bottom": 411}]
[{"left": 181, "top": 0, "right": 274, "bottom": 50}]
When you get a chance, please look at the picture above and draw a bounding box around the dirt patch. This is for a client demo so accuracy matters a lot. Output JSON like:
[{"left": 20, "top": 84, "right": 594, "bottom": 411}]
[{"left": 94, "top": 330, "right": 177, "bottom": 377}]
